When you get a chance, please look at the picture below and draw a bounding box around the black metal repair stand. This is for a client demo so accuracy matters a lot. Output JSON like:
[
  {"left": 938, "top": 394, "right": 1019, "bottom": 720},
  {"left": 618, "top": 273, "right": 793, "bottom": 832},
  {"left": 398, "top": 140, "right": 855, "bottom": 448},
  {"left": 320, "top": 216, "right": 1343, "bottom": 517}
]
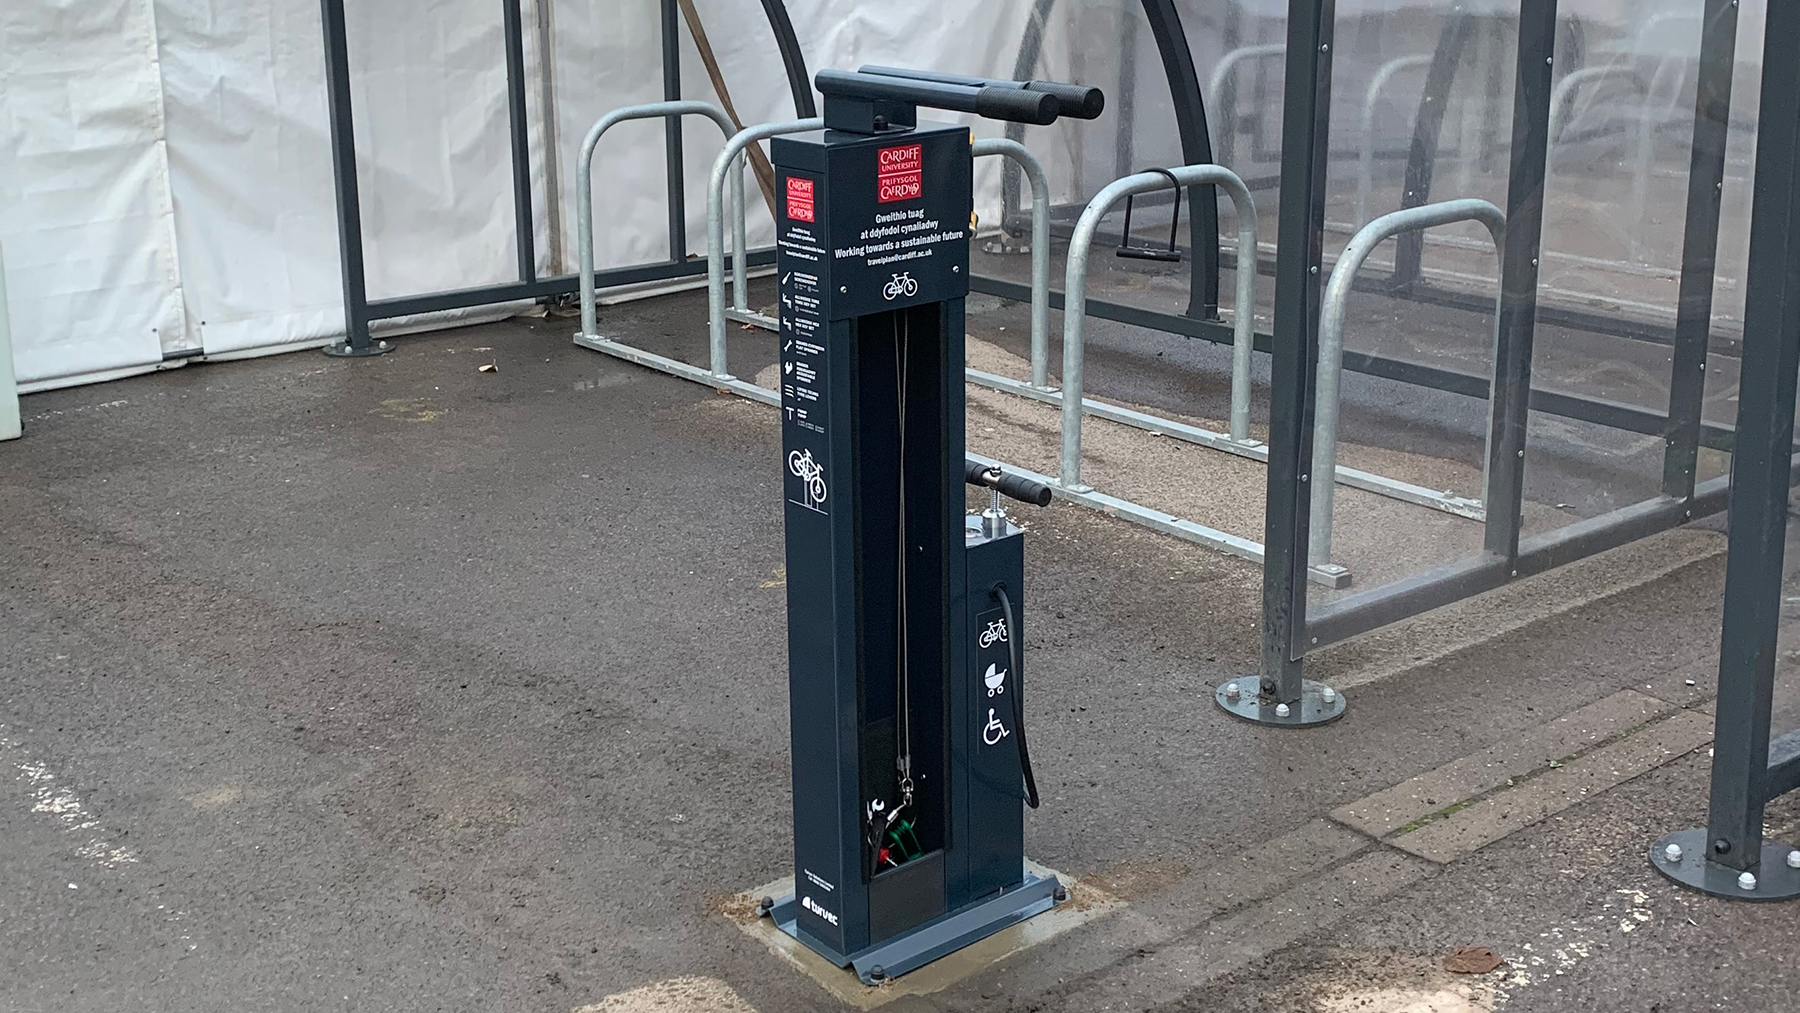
[
  {"left": 1651, "top": 0, "right": 1800, "bottom": 903},
  {"left": 759, "top": 67, "right": 1102, "bottom": 982}
]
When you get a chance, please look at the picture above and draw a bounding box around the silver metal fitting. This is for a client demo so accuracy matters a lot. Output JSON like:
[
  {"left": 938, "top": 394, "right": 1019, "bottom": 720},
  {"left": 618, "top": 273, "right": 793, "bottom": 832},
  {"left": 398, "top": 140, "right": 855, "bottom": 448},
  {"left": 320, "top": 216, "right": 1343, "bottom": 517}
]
[
  {"left": 982, "top": 487, "right": 1008, "bottom": 540},
  {"left": 1274, "top": 703, "right": 1292, "bottom": 718},
  {"left": 1663, "top": 843, "right": 1683, "bottom": 863},
  {"left": 1321, "top": 686, "right": 1337, "bottom": 703},
  {"left": 1223, "top": 682, "right": 1240, "bottom": 701},
  {"left": 1788, "top": 850, "right": 1800, "bottom": 870},
  {"left": 1738, "top": 871, "right": 1758, "bottom": 891}
]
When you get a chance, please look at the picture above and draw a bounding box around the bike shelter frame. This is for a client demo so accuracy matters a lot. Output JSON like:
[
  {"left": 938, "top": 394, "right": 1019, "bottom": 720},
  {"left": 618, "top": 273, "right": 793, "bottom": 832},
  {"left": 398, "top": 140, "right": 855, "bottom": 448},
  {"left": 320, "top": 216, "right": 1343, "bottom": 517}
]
[
  {"left": 1257, "top": 0, "right": 1749, "bottom": 727},
  {"left": 1650, "top": 0, "right": 1800, "bottom": 904},
  {"left": 315, "top": 0, "right": 813, "bottom": 355},
  {"left": 990, "top": 0, "right": 1745, "bottom": 452}
]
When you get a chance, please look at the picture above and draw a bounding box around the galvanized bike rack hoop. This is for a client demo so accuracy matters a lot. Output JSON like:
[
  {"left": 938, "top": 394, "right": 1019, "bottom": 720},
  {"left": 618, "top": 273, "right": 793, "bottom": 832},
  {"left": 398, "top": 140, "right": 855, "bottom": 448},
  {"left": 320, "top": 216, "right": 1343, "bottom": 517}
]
[
  {"left": 573, "top": 100, "right": 775, "bottom": 407},
  {"left": 1309, "top": 199, "right": 1506, "bottom": 573},
  {"left": 708, "top": 134, "right": 1056, "bottom": 390},
  {"left": 705, "top": 117, "right": 826, "bottom": 374}
]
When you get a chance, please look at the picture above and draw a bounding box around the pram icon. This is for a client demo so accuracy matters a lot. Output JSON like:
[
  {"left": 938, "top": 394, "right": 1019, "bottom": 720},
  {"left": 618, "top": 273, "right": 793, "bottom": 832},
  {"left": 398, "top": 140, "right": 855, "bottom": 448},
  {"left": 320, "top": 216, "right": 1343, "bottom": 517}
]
[{"left": 983, "top": 663, "right": 1007, "bottom": 697}]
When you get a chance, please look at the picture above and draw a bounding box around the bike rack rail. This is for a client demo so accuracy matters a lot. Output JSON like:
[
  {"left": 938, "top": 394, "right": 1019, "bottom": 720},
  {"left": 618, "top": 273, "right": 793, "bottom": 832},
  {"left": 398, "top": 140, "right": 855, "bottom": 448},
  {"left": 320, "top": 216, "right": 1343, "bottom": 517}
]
[
  {"left": 1050, "top": 169, "right": 1490, "bottom": 585},
  {"left": 968, "top": 139, "right": 1054, "bottom": 390},
  {"left": 574, "top": 101, "right": 776, "bottom": 405},
  {"left": 575, "top": 109, "right": 1483, "bottom": 587},
  {"left": 1547, "top": 66, "right": 1654, "bottom": 261},
  {"left": 1356, "top": 54, "right": 1434, "bottom": 226},
  {"left": 695, "top": 123, "right": 1491, "bottom": 529},
  {"left": 707, "top": 132, "right": 1056, "bottom": 391},
  {"left": 1310, "top": 199, "right": 1506, "bottom": 570},
  {"left": 705, "top": 117, "right": 825, "bottom": 377},
  {"left": 577, "top": 101, "right": 738, "bottom": 344},
  {"left": 1052, "top": 165, "right": 1350, "bottom": 583},
  {"left": 1206, "top": 42, "right": 1286, "bottom": 168}
]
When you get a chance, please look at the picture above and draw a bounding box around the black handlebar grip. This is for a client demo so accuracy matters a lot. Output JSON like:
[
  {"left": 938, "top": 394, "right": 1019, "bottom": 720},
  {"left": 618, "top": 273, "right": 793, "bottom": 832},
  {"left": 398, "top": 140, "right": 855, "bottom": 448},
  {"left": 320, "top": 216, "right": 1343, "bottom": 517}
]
[
  {"left": 965, "top": 462, "right": 1055, "bottom": 507},
  {"left": 973, "top": 87, "right": 1061, "bottom": 126},
  {"left": 1023, "top": 81, "right": 1105, "bottom": 120},
  {"left": 859, "top": 66, "right": 1106, "bottom": 121}
]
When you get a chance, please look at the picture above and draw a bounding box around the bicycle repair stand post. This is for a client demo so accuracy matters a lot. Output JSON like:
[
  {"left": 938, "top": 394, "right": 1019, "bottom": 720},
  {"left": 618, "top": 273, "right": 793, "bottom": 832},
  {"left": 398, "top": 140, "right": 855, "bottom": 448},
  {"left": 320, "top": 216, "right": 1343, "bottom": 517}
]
[{"left": 758, "top": 67, "right": 1102, "bottom": 985}]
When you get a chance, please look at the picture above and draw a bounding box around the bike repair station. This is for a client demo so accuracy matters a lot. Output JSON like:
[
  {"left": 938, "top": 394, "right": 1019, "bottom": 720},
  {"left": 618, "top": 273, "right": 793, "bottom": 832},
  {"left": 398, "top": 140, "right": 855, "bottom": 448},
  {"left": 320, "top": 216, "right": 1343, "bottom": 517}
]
[{"left": 758, "top": 67, "right": 1102, "bottom": 984}]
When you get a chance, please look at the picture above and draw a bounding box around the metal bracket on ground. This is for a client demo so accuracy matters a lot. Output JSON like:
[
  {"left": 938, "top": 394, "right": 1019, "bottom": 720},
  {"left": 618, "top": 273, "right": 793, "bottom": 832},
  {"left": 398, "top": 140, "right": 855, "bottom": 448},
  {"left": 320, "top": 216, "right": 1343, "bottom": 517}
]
[
  {"left": 1214, "top": 678, "right": 1347, "bottom": 728},
  {"left": 1650, "top": 829, "right": 1800, "bottom": 902},
  {"left": 324, "top": 339, "right": 393, "bottom": 358}
]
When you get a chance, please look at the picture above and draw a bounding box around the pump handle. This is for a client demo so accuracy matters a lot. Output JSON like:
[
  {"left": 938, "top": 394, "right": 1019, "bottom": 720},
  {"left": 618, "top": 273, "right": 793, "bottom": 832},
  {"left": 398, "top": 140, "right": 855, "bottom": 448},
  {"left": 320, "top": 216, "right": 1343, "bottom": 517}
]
[
  {"left": 974, "top": 88, "right": 1063, "bottom": 127},
  {"left": 860, "top": 67, "right": 1106, "bottom": 121},
  {"left": 815, "top": 69, "right": 1062, "bottom": 126},
  {"left": 965, "top": 462, "right": 1054, "bottom": 508}
]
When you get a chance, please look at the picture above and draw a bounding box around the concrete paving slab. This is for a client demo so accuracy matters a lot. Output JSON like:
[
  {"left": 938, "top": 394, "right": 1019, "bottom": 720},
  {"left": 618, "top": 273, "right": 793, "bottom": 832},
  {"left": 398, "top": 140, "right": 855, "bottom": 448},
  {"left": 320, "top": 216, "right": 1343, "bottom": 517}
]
[
  {"left": 1390, "top": 710, "right": 1717, "bottom": 864},
  {"left": 956, "top": 819, "right": 1373, "bottom": 1001},
  {"left": 1154, "top": 754, "right": 1800, "bottom": 1013},
  {"left": 1045, "top": 850, "right": 1438, "bottom": 1013},
  {"left": 1332, "top": 690, "right": 1672, "bottom": 838}
]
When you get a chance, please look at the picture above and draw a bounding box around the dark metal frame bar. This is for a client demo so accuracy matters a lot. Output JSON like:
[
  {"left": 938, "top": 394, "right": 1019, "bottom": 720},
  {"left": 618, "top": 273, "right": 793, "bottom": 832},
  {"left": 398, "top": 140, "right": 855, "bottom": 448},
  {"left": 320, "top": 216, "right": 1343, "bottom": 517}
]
[
  {"left": 1662, "top": 0, "right": 1741, "bottom": 500},
  {"left": 1698, "top": 0, "right": 1800, "bottom": 873},
  {"left": 1260, "top": 0, "right": 1336, "bottom": 697},
  {"left": 317, "top": 0, "right": 814, "bottom": 352},
  {"left": 761, "top": 0, "right": 818, "bottom": 118},
  {"left": 1481, "top": 0, "right": 1559, "bottom": 563},
  {"left": 1653, "top": 0, "right": 1800, "bottom": 899},
  {"left": 503, "top": 0, "right": 537, "bottom": 284},
  {"left": 660, "top": 0, "right": 688, "bottom": 262}
]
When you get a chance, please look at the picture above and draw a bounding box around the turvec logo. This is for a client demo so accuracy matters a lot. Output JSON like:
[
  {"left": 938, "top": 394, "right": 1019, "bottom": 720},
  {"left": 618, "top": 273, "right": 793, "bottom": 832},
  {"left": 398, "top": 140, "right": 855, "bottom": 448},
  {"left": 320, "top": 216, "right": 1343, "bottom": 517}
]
[{"left": 802, "top": 895, "right": 839, "bottom": 926}]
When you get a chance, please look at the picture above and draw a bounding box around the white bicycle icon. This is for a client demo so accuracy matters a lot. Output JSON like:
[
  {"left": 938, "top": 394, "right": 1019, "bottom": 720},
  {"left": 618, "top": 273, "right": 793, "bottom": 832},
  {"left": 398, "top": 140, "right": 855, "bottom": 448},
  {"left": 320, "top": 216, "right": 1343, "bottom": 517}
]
[
  {"left": 788, "top": 448, "right": 828, "bottom": 507},
  {"left": 979, "top": 618, "right": 1009, "bottom": 648},
  {"left": 882, "top": 272, "right": 920, "bottom": 301}
]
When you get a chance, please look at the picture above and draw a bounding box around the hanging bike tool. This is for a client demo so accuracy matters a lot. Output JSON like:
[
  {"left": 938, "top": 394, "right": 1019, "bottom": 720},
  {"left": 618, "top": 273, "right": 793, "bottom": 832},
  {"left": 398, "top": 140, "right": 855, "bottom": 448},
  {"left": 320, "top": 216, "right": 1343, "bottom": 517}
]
[{"left": 764, "top": 65, "right": 1102, "bottom": 985}]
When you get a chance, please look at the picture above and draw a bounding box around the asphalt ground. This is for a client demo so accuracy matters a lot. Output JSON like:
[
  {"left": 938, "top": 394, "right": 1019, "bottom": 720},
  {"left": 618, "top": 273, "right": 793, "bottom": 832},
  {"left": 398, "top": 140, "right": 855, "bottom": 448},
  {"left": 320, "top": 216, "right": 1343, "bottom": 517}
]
[{"left": 1, "top": 287, "right": 1790, "bottom": 1012}]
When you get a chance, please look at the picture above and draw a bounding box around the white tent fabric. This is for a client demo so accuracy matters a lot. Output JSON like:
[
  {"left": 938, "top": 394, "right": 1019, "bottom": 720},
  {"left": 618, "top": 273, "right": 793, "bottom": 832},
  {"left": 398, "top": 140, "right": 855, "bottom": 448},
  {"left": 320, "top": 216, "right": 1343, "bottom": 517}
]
[
  {"left": 5, "top": 0, "right": 1050, "bottom": 389},
  {"left": 2, "top": 1, "right": 183, "bottom": 386},
  {"left": 0, "top": 0, "right": 1773, "bottom": 389}
]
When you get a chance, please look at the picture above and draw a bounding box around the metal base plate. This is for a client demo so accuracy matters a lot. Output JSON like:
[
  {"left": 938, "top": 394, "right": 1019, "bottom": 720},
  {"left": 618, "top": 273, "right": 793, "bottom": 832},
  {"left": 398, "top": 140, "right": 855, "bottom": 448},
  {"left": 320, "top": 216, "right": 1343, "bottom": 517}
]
[
  {"left": 770, "top": 873, "right": 1063, "bottom": 985},
  {"left": 1650, "top": 829, "right": 1800, "bottom": 902},
  {"left": 323, "top": 340, "right": 393, "bottom": 358},
  {"left": 1214, "top": 679, "right": 1347, "bottom": 728}
]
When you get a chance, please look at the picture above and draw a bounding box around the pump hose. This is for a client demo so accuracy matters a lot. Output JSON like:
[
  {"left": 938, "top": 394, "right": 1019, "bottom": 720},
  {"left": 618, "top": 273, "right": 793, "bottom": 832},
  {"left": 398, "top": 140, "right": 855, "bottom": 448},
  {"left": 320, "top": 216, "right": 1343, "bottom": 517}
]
[{"left": 992, "top": 584, "right": 1040, "bottom": 809}]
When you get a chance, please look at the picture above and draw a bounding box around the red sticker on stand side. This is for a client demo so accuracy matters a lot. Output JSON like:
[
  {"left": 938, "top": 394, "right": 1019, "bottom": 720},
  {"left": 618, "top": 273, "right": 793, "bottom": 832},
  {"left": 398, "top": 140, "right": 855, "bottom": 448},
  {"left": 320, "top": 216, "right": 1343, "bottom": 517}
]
[
  {"left": 786, "top": 177, "right": 815, "bottom": 222},
  {"left": 877, "top": 143, "right": 923, "bottom": 203}
]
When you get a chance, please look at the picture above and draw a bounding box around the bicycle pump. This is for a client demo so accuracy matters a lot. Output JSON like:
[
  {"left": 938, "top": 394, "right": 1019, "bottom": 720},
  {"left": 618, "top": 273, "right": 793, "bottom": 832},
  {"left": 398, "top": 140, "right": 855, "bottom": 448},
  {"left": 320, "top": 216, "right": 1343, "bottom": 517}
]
[{"left": 762, "top": 67, "right": 1103, "bottom": 983}]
